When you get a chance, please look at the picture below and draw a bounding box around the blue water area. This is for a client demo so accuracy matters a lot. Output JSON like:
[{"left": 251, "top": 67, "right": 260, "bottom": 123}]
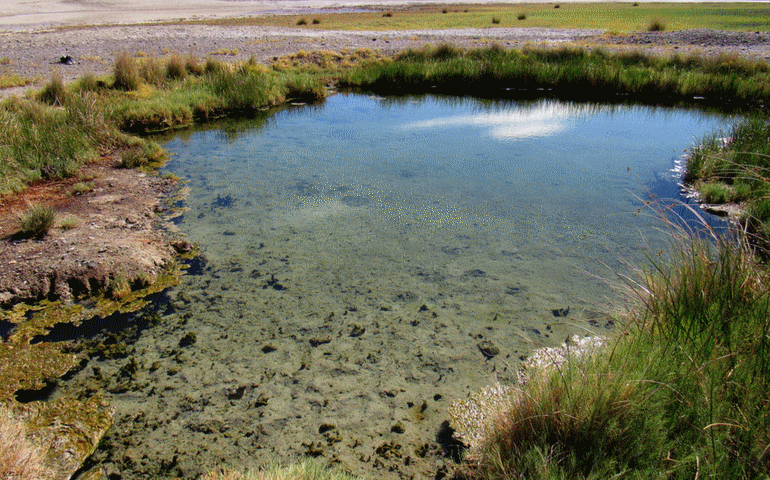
[{"left": 55, "top": 94, "right": 735, "bottom": 479}]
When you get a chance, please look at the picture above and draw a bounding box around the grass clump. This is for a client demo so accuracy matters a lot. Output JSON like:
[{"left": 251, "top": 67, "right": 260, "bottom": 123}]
[
  {"left": 68, "top": 181, "right": 95, "bottom": 195},
  {"left": 59, "top": 215, "right": 80, "bottom": 229},
  {"left": 108, "top": 274, "right": 132, "bottom": 300},
  {"left": 647, "top": 17, "right": 666, "bottom": 31},
  {"left": 0, "top": 73, "right": 30, "bottom": 89},
  {"left": 139, "top": 57, "right": 166, "bottom": 86},
  {"left": 685, "top": 117, "right": 770, "bottom": 240},
  {"left": 77, "top": 72, "right": 106, "bottom": 92},
  {"left": 37, "top": 72, "right": 68, "bottom": 106},
  {"left": 17, "top": 204, "right": 56, "bottom": 237},
  {"left": 113, "top": 51, "right": 141, "bottom": 90},
  {"left": 202, "top": 459, "right": 361, "bottom": 480},
  {"left": 165, "top": 53, "right": 188, "bottom": 80},
  {"left": 454, "top": 213, "right": 770, "bottom": 479},
  {"left": 696, "top": 180, "right": 732, "bottom": 203}
]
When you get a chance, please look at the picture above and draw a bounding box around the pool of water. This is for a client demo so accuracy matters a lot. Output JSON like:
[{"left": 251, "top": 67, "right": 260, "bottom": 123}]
[{"left": 57, "top": 94, "right": 732, "bottom": 479}]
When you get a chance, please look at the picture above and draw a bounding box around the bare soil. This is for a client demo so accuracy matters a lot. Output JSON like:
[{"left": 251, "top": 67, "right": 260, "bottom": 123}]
[{"left": 0, "top": 156, "right": 179, "bottom": 306}]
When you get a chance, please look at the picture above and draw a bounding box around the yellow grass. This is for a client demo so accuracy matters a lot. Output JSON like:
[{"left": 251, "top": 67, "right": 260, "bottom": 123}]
[{"left": 0, "top": 406, "right": 54, "bottom": 480}]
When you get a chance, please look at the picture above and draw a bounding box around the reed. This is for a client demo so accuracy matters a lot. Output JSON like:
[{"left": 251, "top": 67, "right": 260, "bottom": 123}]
[
  {"left": 341, "top": 45, "right": 770, "bottom": 108},
  {"left": 112, "top": 51, "right": 141, "bottom": 91},
  {"left": 37, "top": 72, "right": 68, "bottom": 106}
]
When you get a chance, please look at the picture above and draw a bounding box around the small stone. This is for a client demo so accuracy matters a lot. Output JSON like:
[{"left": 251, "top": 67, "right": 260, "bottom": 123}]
[
  {"left": 309, "top": 336, "right": 331, "bottom": 347},
  {"left": 349, "top": 324, "right": 365, "bottom": 337},
  {"left": 391, "top": 422, "right": 405, "bottom": 434},
  {"left": 171, "top": 240, "right": 193, "bottom": 253},
  {"left": 477, "top": 340, "right": 500, "bottom": 359}
]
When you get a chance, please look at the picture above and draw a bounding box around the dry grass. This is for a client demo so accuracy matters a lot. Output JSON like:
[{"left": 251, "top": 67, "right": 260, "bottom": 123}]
[
  {"left": 0, "top": 406, "right": 54, "bottom": 480},
  {"left": 202, "top": 459, "right": 361, "bottom": 480}
]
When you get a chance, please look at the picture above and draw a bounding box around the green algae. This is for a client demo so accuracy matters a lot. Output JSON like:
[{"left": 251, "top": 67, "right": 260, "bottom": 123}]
[{"left": 0, "top": 261, "right": 186, "bottom": 478}]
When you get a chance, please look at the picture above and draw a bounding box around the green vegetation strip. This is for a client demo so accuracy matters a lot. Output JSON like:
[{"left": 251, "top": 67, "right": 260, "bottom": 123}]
[
  {"left": 340, "top": 44, "right": 770, "bottom": 108},
  {"left": 182, "top": 2, "right": 770, "bottom": 32}
]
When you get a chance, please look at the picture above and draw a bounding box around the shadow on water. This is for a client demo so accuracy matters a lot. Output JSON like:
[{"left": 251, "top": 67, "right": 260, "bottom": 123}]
[
  {"left": 436, "top": 421, "right": 465, "bottom": 463},
  {"left": 0, "top": 319, "right": 15, "bottom": 341},
  {"left": 30, "top": 290, "right": 174, "bottom": 345},
  {"left": 15, "top": 379, "right": 57, "bottom": 403},
  {"left": 645, "top": 167, "right": 730, "bottom": 237}
]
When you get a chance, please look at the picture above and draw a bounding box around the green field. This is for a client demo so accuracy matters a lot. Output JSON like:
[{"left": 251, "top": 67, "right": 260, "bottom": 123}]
[{"left": 183, "top": 2, "right": 770, "bottom": 32}]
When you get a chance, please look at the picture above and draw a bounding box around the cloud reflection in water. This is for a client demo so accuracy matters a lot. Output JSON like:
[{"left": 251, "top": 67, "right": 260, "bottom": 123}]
[{"left": 400, "top": 101, "right": 599, "bottom": 140}]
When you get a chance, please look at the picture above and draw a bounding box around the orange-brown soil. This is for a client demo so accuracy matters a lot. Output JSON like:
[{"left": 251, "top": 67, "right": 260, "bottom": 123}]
[{"left": 0, "top": 156, "right": 182, "bottom": 307}]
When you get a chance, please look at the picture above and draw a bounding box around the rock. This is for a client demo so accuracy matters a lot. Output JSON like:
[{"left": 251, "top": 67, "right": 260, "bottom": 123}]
[
  {"left": 477, "top": 340, "right": 500, "bottom": 359},
  {"left": 171, "top": 239, "right": 194, "bottom": 253},
  {"left": 309, "top": 336, "right": 331, "bottom": 347},
  {"left": 349, "top": 324, "right": 365, "bottom": 337},
  {"left": 552, "top": 306, "right": 570, "bottom": 317}
]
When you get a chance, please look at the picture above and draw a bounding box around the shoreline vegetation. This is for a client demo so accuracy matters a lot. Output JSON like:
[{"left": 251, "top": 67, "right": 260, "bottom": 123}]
[{"left": 1, "top": 35, "right": 769, "bottom": 480}]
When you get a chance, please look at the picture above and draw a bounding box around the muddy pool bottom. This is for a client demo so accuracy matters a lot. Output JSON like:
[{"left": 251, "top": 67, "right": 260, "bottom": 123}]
[{"left": 51, "top": 94, "right": 731, "bottom": 479}]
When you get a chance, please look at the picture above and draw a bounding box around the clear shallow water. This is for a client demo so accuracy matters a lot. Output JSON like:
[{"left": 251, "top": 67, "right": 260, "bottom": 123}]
[{"left": 59, "top": 94, "right": 732, "bottom": 479}]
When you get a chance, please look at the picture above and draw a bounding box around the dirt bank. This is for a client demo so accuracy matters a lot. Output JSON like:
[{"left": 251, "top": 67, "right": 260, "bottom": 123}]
[{"left": 0, "top": 156, "right": 180, "bottom": 307}]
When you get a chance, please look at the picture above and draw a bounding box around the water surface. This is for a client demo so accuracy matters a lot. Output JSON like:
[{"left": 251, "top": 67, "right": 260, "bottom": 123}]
[{"left": 59, "top": 94, "right": 732, "bottom": 479}]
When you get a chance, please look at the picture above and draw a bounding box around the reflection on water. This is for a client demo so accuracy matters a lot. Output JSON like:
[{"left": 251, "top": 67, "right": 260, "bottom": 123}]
[{"left": 56, "top": 94, "right": 732, "bottom": 479}]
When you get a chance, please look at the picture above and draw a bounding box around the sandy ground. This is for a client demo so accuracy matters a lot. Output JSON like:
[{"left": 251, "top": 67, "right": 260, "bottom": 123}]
[
  {"left": 1, "top": 0, "right": 706, "bottom": 32},
  {"left": 2, "top": 1, "right": 770, "bottom": 101}
]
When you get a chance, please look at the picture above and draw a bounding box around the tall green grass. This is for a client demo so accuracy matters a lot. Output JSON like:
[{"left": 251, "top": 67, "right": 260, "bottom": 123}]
[
  {"left": 0, "top": 53, "right": 328, "bottom": 193},
  {"left": 461, "top": 211, "right": 770, "bottom": 479},
  {"left": 685, "top": 118, "right": 770, "bottom": 240},
  {"left": 0, "top": 96, "right": 99, "bottom": 193},
  {"left": 342, "top": 45, "right": 770, "bottom": 109}
]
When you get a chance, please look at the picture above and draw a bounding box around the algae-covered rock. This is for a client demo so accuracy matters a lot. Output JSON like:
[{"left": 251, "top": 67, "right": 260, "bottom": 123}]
[
  {"left": 0, "top": 263, "right": 183, "bottom": 479},
  {"left": 0, "top": 341, "right": 78, "bottom": 400},
  {"left": 15, "top": 395, "right": 113, "bottom": 480}
]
